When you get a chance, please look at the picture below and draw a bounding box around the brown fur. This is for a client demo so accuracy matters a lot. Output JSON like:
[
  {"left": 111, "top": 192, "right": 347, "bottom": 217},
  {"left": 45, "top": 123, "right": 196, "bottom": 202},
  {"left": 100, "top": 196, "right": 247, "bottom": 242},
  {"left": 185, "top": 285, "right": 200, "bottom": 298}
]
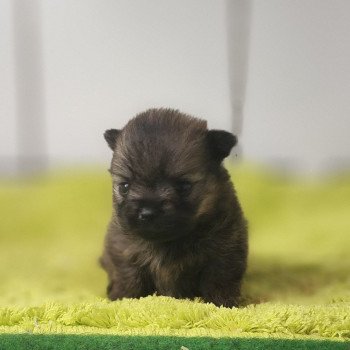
[{"left": 100, "top": 108, "right": 248, "bottom": 307}]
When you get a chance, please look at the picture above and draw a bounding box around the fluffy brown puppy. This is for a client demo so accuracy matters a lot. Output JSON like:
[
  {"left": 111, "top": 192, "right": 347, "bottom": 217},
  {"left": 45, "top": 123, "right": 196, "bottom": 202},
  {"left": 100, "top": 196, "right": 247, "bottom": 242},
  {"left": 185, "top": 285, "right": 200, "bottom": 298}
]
[{"left": 100, "top": 108, "right": 248, "bottom": 307}]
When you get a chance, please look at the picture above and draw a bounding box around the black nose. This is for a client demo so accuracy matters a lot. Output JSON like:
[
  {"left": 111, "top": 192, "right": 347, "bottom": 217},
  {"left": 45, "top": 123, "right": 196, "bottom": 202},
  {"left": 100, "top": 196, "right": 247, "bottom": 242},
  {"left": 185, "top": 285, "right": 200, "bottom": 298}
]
[{"left": 138, "top": 207, "right": 156, "bottom": 221}]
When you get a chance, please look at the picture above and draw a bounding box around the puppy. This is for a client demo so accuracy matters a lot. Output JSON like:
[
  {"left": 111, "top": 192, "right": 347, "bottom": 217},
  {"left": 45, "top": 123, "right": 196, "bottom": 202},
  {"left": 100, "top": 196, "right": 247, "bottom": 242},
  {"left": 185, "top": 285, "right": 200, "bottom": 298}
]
[{"left": 100, "top": 108, "right": 248, "bottom": 307}]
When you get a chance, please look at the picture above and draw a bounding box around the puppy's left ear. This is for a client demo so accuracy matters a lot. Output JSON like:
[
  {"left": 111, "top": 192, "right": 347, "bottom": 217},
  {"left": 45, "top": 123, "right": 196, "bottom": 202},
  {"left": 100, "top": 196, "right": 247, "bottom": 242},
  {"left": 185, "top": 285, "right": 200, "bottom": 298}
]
[
  {"left": 207, "top": 130, "right": 237, "bottom": 161},
  {"left": 104, "top": 129, "right": 120, "bottom": 150}
]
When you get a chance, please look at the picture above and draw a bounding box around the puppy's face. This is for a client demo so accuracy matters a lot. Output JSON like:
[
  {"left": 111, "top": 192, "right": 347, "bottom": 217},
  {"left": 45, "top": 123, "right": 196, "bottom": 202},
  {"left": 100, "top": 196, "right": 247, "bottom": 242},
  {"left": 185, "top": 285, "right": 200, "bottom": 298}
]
[{"left": 105, "top": 109, "right": 236, "bottom": 242}]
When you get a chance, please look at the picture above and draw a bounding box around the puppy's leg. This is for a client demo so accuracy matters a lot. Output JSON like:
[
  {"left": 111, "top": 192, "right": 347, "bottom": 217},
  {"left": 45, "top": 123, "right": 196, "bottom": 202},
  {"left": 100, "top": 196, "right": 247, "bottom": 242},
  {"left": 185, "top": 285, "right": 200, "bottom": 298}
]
[
  {"left": 200, "top": 259, "right": 246, "bottom": 308},
  {"left": 100, "top": 252, "right": 154, "bottom": 300},
  {"left": 107, "top": 265, "right": 154, "bottom": 300},
  {"left": 200, "top": 280, "right": 241, "bottom": 307}
]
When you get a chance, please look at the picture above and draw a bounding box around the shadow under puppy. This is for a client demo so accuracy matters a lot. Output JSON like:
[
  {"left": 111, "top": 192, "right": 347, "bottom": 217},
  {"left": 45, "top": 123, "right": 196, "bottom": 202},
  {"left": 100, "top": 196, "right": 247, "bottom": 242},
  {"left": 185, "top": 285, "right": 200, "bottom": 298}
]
[{"left": 100, "top": 108, "right": 248, "bottom": 307}]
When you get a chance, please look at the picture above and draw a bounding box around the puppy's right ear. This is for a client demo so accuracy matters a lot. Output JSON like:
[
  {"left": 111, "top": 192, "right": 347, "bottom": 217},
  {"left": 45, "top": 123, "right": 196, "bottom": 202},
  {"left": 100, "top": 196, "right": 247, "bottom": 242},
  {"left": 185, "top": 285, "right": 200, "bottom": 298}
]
[{"left": 104, "top": 129, "right": 120, "bottom": 150}]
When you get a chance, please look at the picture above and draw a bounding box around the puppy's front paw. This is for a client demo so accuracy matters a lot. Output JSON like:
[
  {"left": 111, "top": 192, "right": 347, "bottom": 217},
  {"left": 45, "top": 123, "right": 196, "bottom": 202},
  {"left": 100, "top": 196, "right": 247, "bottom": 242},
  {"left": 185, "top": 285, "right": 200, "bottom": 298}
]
[{"left": 106, "top": 281, "right": 122, "bottom": 301}]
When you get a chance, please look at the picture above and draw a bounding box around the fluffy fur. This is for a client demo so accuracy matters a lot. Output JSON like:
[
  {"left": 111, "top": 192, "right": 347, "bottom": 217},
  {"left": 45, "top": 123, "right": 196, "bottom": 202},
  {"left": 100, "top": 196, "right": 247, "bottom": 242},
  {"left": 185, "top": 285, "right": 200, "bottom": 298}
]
[{"left": 100, "top": 108, "right": 248, "bottom": 307}]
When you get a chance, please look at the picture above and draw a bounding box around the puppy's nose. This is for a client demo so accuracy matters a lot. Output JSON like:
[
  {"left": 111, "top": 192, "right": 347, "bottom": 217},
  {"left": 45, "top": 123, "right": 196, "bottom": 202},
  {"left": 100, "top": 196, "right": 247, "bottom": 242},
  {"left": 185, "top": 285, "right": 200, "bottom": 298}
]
[{"left": 138, "top": 207, "right": 156, "bottom": 221}]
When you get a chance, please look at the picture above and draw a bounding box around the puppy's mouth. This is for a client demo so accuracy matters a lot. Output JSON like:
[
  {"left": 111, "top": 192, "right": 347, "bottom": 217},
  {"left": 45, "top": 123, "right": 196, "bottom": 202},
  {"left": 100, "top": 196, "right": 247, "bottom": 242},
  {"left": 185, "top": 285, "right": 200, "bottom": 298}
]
[{"left": 127, "top": 216, "right": 194, "bottom": 242}]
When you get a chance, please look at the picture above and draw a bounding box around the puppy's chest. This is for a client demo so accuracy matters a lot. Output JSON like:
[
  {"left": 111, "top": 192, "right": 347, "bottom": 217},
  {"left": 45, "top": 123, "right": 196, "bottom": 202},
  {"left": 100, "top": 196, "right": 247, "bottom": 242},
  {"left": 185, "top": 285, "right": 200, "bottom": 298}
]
[
  {"left": 125, "top": 240, "right": 209, "bottom": 293},
  {"left": 147, "top": 248, "right": 206, "bottom": 291}
]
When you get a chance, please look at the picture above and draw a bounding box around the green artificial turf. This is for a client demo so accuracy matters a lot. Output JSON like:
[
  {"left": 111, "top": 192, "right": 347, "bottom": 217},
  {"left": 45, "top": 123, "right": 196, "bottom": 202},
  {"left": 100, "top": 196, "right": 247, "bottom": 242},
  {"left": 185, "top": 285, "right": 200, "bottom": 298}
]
[
  {"left": 0, "top": 335, "right": 348, "bottom": 350},
  {"left": 0, "top": 163, "right": 349, "bottom": 346}
]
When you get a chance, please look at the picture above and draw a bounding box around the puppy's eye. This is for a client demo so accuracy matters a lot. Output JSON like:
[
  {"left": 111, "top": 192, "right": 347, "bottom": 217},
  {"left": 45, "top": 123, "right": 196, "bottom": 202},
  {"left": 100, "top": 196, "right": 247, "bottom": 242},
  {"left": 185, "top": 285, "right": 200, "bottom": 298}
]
[
  {"left": 176, "top": 180, "right": 192, "bottom": 195},
  {"left": 118, "top": 182, "right": 130, "bottom": 195}
]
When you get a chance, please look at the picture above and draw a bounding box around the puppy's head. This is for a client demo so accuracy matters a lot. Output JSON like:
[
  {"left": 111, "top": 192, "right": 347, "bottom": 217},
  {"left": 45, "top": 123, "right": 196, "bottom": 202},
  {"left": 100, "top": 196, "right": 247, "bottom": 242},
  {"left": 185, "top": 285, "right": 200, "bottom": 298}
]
[{"left": 104, "top": 109, "right": 237, "bottom": 242}]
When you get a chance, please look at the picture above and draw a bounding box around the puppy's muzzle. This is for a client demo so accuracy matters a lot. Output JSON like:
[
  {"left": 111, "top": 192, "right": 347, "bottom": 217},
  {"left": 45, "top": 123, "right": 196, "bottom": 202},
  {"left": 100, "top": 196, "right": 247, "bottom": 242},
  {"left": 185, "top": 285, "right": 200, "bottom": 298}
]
[{"left": 138, "top": 206, "right": 157, "bottom": 221}]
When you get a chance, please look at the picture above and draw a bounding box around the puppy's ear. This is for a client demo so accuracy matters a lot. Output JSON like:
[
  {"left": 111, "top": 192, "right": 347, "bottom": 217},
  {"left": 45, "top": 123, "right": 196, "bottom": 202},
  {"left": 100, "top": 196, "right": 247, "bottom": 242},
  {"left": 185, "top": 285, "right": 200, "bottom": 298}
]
[
  {"left": 207, "top": 130, "right": 237, "bottom": 161},
  {"left": 104, "top": 129, "right": 120, "bottom": 150}
]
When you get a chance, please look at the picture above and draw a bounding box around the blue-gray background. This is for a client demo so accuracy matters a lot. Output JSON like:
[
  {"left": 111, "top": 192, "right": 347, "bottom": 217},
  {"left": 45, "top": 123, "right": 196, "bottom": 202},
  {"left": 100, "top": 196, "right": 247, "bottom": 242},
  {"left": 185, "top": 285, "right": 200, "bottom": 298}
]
[{"left": 1, "top": 0, "right": 350, "bottom": 176}]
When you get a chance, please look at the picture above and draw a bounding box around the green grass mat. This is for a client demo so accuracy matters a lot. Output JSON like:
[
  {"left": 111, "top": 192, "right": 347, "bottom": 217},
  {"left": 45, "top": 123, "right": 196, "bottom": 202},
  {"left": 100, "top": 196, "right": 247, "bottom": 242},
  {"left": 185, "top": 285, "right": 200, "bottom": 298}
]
[
  {"left": 0, "top": 163, "right": 349, "bottom": 344},
  {"left": 0, "top": 334, "right": 348, "bottom": 350}
]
